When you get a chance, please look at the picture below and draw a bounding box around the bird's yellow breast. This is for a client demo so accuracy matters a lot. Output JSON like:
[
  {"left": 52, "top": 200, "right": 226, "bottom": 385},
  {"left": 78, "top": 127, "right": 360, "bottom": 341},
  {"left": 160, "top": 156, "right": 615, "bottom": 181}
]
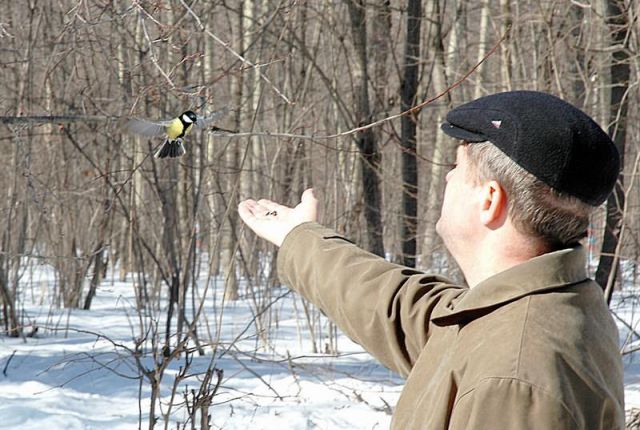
[{"left": 166, "top": 117, "right": 194, "bottom": 140}]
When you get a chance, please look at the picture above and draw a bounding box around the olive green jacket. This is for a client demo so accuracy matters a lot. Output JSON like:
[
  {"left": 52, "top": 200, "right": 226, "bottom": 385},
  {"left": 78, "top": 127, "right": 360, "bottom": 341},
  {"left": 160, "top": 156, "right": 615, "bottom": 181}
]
[{"left": 277, "top": 223, "right": 625, "bottom": 429}]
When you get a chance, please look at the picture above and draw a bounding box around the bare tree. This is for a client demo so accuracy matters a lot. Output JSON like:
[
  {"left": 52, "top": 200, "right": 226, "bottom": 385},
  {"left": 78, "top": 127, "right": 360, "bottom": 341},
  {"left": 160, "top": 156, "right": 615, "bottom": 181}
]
[
  {"left": 399, "top": 0, "right": 422, "bottom": 267},
  {"left": 597, "top": 0, "right": 631, "bottom": 303},
  {"left": 346, "top": 0, "right": 385, "bottom": 257},
  {"left": 1, "top": 1, "right": 639, "bottom": 427}
]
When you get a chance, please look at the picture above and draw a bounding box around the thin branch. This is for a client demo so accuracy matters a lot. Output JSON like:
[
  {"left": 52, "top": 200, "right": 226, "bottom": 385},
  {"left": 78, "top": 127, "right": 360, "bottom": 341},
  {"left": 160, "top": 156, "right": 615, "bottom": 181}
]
[
  {"left": 179, "top": 0, "right": 293, "bottom": 104},
  {"left": 2, "top": 350, "right": 16, "bottom": 377},
  {"left": 2, "top": 27, "right": 508, "bottom": 142},
  {"left": 137, "top": 10, "right": 176, "bottom": 89},
  {"left": 207, "top": 25, "right": 510, "bottom": 142},
  {"left": 0, "top": 115, "right": 116, "bottom": 124},
  {"left": 604, "top": 151, "right": 640, "bottom": 299}
]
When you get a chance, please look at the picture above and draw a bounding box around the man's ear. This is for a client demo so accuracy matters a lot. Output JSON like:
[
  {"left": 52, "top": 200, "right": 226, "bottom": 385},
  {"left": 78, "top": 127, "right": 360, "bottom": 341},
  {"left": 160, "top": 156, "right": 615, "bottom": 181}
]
[{"left": 479, "top": 180, "right": 508, "bottom": 227}]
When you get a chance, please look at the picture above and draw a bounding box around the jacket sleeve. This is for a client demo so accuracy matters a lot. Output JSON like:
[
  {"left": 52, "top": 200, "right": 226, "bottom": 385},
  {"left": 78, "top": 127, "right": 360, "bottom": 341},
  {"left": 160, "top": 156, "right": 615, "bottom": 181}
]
[
  {"left": 448, "top": 378, "right": 579, "bottom": 430},
  {"left": 276, "top": 222, "right": 465, "bottom": 376}
]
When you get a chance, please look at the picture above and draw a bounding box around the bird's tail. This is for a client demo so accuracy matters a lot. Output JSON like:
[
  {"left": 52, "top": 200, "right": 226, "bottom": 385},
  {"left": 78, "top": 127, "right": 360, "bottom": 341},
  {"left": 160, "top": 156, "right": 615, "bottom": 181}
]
[{"left": 155, "top": 139, "right": 186, "bottom": 159}]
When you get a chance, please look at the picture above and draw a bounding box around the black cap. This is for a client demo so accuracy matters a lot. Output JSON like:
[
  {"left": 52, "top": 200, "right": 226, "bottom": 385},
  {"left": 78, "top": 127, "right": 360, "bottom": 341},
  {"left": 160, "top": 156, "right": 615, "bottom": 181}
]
[{"left": 440, "top": 91, "right": 620, "bottom": 206}]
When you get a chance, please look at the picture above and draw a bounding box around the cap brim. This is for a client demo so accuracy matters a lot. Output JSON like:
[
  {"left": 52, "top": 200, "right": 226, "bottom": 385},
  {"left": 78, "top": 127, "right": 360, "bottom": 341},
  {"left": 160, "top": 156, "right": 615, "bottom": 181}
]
[{"left": 440, "top": 122, "right": 488, "bottom": 143}]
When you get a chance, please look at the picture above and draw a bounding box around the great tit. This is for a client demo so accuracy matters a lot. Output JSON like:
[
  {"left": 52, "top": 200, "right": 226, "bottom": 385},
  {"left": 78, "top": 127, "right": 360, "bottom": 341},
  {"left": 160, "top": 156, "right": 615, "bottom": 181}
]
[{"left": 125, "top": 109, "right": 226, "bottom": 158}]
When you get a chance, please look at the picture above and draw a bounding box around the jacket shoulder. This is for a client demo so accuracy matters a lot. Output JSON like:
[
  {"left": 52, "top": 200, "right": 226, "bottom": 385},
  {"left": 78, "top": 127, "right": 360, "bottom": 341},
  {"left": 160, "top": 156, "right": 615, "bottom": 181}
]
[{"left": 454, "top": 281, "right": 624, "bottom": 428}]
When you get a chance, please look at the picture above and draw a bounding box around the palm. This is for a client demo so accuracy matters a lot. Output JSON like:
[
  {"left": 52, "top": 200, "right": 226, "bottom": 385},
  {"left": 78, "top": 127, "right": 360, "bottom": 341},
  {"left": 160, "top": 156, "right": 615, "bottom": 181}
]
[{"left": 238, "top": 189, "right": 317, "bottom": 247}]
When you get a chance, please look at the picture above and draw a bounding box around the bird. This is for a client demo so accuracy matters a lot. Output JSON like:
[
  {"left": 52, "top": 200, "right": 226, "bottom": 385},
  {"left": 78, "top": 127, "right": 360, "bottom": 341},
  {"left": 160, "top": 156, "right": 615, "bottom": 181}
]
[{"left": 124, "top": 109, "right": 227, "bottom": 158}]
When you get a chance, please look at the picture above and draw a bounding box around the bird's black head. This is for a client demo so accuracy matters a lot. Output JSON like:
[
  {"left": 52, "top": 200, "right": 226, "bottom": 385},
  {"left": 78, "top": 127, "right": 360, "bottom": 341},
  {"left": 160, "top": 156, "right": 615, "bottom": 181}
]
[{"left": 181, "top": 111, "right": 198, "bottom": 124}]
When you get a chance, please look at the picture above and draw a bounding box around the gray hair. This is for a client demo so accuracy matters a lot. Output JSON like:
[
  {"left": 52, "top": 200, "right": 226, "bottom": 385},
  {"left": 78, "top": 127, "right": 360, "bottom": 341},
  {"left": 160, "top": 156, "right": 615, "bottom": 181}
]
[{"left": 464, "top": 142, "right": 595, "bottom": 249}]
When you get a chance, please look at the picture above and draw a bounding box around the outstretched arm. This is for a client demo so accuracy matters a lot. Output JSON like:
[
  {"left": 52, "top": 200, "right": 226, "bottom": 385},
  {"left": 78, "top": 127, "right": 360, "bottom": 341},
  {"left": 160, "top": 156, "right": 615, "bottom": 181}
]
[{"left": 238, "top": 190, "right": 461, "bottom": 375}]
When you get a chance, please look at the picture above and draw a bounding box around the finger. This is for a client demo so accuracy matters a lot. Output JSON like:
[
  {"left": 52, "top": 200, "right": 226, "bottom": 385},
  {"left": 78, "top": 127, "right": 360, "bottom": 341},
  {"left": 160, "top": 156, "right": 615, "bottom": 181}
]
[
  {"left": 300, "top": 188, "right": 318, "bottom": 221},
  {"left": 241, "top": 199, "right": 257, "bottom": 208},
  {"left": 301, "top": 188, "right": 316, "bottom": 205},
  {"left": 257, "top": 199, "right": 282, "bottom": 211},
  {"left": 240, "top": 199, "right": 272, "bottom": 220},
  {"left": 240, "top": 199, "right": 261, "bottom": 215},
  {"left": 252, "top": 201, "right": 273, "bottom": 216},
  {"left": 238, "top": 201, "right": 258, "bottom": 222}
]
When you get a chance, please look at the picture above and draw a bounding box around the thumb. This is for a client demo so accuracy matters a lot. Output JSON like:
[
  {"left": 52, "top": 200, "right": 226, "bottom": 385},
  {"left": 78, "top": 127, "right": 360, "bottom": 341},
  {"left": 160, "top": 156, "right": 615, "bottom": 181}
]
[{"left": 300, "top": 188, "right": 318, "bottom": 221}]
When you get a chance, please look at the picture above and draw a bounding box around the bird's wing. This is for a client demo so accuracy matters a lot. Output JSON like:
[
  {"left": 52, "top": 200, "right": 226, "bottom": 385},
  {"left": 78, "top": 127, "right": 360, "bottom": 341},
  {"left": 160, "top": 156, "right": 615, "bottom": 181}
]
[
  {"left": 194, "top": 107, "right": 230, "bottom": 129},
  {"left": 124, "top": 118, "right": 171, "bottom": 136}
]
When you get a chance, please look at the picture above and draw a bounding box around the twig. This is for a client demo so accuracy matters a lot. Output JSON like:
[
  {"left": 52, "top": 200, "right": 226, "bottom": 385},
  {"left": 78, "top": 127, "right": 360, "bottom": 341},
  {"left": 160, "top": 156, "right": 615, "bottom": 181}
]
[
  {"left": 0, "top": 115, "right": 116, "bottom": 124},
  {"left": 611, "top": 309, "right": 640, "bottom": 354},
  {"left": 216, "top": 289, "right": 291, "bottom": 360},
  {"left": 179, "top": 0, "right": 292, "bottom": 104},
  {"left": 569, "top": 0, "right": 591, "bottom": 8},
  {"left": 206, "top": 26, "right": 510, "bottom": 141},
  {"left": 228, "top": 350, "right": 283, "bottom": 401},
  {"left": 2, "top": 26, "right": 508, "bottom": 150},
  {"left": 322, "top": 25, "right": 511, "bottom": 139},
  {"left": 2, "top": 350, "right": 16, "bottom": 377},
  {"left": 137, "top": 10, "right": 175, "bottom": 89},
  {"left": 604, "top": 151, "right": 640, "bottom": 300}
]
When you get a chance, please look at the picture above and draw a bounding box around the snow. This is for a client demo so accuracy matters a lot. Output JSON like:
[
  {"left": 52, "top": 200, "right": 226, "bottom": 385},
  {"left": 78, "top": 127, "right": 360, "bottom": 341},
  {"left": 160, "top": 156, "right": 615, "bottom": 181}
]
[
  {"left": 0, "top": 265, "right": 402, "bottom": 429},
  {"left": 1, "top": 262, "right": 639, "bottom": 428},
  {"left": 614, "top": 287, "right": 640, "bottom": 420}
]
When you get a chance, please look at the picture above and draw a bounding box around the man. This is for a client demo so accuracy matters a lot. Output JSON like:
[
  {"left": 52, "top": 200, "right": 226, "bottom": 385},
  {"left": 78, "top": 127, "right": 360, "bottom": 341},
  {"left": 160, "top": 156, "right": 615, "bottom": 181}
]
[{"left": 238, "top": 91, "right": 625, "bottom": 429}]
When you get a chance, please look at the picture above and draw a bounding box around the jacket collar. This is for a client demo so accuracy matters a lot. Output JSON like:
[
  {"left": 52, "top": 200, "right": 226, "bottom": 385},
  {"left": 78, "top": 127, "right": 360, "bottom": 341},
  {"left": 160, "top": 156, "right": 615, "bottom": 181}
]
[{"left": 431, "top": 246, "right": 589, "bottom": 326}]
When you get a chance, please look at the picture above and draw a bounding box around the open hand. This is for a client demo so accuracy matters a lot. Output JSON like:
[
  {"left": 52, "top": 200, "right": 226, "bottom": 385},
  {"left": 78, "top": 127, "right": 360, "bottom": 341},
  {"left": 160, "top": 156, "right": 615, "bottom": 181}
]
[{"left": 238, "top": 188, "right": 318, "bottom": 247}]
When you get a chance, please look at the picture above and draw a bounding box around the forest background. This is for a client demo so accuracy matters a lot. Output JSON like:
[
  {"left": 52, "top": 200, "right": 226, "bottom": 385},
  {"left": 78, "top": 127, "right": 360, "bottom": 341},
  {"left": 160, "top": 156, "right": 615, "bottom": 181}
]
[{"left": 1, "top": 0, "right": 639, "bottom": 428}]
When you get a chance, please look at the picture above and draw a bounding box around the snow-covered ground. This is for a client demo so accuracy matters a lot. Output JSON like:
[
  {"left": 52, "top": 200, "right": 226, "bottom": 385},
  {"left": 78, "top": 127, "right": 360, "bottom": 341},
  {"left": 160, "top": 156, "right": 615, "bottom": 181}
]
[
  {"left": 1, "top": 262, "right": 639, "bottom": 429},
  {"left": 0, "top": 264, "right": 402, "bottom": 429},
  {"left": 613, "top": 287, "right": 640, "bottom": 422}
]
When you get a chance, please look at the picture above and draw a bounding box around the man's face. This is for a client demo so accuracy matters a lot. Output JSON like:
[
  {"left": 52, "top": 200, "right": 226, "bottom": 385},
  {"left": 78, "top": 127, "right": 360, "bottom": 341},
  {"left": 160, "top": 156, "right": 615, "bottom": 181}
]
[{"left": 436, "top": 145, "right": 482, "bottom": 255}]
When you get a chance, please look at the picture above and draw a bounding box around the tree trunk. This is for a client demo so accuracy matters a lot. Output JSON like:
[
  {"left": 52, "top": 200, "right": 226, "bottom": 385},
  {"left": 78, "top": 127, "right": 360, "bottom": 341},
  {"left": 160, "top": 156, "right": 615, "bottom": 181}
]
[
  {"left": 346, "top": 0, "right": 385, "bottom": 257},
  {"left": 596, "top": 0, "right": 630, "bottom": 304},
  {"left": 421, "top": 0, "right": 457, "bottom": 270},
  {"left": 474, "top": 0, "right": 490, "bottom": 99},
  {"left": 399, "top": 0, "right": 422, "bottom": 267},
  {"left": 500, "top": 0, "right": 513, "bottom": 91},
  {"left": 83, "top": 196, "right": 112, "bottom": 310},
  {"left": 221, "top": 0, "right": 247, "bottom": 302}
]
